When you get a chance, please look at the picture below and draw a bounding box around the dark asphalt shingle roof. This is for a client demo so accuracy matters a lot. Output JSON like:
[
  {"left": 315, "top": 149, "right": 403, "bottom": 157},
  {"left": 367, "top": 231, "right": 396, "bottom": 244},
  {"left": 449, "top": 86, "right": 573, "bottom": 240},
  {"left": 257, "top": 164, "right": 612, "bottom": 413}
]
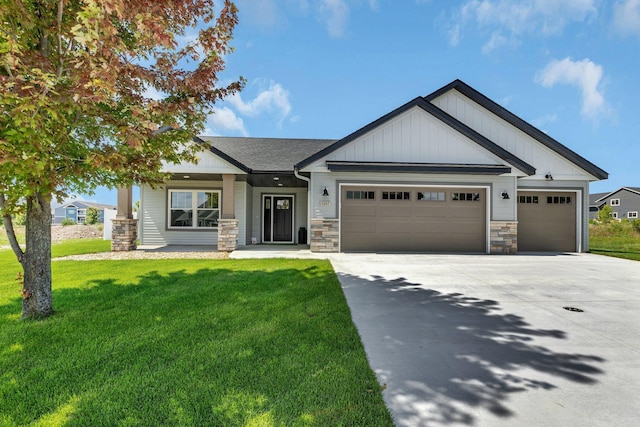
[{"left": 196, "top": 136, "right": 336, "bottom": 172}]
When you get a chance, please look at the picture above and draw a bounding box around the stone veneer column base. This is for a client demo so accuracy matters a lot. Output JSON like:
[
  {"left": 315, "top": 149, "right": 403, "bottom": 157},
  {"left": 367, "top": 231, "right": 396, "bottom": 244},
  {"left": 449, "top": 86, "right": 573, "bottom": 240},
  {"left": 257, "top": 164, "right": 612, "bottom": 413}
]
[
  {"left": 490, "top": 221, "right": 518, "bottom": 254},
  {"left": 217, "top": 219, "right": 239, "bottom": 252},
  {"left": 310, "top": 218, "right": 339, "bottom": 253},
  {"left": 111, "top": 219, "right": 138, "bottom": 252}
]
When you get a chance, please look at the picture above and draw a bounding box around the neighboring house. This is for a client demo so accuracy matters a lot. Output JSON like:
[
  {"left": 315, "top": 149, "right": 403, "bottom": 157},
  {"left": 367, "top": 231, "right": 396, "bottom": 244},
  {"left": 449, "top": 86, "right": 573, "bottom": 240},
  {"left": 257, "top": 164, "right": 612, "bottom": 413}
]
[
  {"left": 52, "top": 200, "right": 116, "bottom": 225},
  {"left": 590, "top": 187, "right": 640, "bottom": 220},
  {"left": 138, "top": 79, "right": 608, "bottom": 253}
]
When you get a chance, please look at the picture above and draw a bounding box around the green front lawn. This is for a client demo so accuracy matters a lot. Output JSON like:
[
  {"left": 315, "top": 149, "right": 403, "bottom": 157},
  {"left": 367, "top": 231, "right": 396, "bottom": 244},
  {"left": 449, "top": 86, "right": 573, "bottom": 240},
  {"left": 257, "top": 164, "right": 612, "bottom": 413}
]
[
  {"left": 589, "top": 222, "right": 640, "bottom": 261},
  {"left": 0, "top": 247, "right": 392, "bottom": 426}
]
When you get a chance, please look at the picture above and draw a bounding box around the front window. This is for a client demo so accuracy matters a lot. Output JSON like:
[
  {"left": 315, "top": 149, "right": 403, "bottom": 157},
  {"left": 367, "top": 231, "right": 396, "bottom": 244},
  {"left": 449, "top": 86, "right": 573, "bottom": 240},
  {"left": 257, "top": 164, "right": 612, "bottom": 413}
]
[
  {"left": 169, "top": 190, "right": 220, "bottom": 229},
  {"left": 629, "top": 211, "right": 638, "bottom": 219},
  {"left": 611, "top": 198, "right": 620, "bottom": 206}
]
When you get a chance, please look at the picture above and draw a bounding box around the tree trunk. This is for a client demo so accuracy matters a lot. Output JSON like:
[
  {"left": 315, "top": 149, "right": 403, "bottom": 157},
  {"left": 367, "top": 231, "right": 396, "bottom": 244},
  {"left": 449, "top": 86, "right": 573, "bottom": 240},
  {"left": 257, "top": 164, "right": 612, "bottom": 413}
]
[{"left": 21, "top": 193, "right": 53, "bottom": 319}]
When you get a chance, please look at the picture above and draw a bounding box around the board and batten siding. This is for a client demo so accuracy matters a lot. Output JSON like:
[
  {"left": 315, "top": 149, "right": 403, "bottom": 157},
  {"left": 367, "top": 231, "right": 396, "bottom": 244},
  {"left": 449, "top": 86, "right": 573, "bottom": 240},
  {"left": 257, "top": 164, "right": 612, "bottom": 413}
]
[
  {"left": 249, "top": 187, "right": 308, "bottom": 244},
  {"left": 305, "top": 107, "right": 513, "bottom": 173},
  {"left": 431, "top": 91, "right": 595, "bottom": 181},
  {"left": 140, "top": 180, "right": 249, "bottom": 246}
]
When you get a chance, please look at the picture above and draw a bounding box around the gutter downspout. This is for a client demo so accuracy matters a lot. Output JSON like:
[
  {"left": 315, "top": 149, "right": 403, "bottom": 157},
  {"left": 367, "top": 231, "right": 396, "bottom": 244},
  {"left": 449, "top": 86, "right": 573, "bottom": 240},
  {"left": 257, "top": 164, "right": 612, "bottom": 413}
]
[{"left": 294, "top": 167, "right": 311, "bottom": 245}]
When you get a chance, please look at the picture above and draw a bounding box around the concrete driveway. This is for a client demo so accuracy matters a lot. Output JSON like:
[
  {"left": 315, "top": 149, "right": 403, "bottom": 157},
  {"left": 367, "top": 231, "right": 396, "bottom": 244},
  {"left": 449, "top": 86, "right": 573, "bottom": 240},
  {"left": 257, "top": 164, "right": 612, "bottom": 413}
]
[{"left": 330, "top": 253, "right": 640, "bottom": 427}]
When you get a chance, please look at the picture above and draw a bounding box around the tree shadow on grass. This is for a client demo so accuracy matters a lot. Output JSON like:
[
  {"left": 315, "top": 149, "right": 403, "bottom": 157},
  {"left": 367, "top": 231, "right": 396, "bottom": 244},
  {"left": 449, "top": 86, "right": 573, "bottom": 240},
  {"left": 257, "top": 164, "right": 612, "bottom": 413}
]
[
  {"left": 338, "top": 273, "right": 605, "bottom": 426},
  {"left": 0, "top": 263, "right": 393, "bottom": 426}
]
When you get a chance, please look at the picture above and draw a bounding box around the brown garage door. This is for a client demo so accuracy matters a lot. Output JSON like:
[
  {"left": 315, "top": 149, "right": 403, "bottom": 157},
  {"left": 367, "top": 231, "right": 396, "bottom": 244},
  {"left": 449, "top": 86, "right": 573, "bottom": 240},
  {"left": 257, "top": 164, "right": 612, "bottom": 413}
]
[
  {"left": 518, "top": 191, "right": 576, "bottom": 252},
  {"left": 341, "top": 186, "right": 486, "bottom": 252}
]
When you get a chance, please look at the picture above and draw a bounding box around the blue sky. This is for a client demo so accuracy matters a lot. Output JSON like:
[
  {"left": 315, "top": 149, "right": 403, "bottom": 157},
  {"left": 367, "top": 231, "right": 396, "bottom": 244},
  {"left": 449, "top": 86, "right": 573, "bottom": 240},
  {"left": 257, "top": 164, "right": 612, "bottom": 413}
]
[{"left": 83, "top": 0, "right": 640, "bottom": 205}]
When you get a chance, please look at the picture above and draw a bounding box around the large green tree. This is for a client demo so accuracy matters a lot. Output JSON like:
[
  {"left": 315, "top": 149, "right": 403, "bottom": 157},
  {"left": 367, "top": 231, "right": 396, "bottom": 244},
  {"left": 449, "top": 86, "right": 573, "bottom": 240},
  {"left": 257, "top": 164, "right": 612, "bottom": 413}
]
[{"left": 0, "top": 0, "right": 243, "bottom": 318}]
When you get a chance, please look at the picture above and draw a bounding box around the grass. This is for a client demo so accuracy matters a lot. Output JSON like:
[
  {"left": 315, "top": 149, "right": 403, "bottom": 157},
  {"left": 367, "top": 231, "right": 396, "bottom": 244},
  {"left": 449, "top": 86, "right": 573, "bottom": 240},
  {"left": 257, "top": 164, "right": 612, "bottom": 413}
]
[
  {"left": 589, "top": 220, "right": 640, "bottom": 261},
  {"left": 0, "top": 241, "right": 392, "bottom": 426}
]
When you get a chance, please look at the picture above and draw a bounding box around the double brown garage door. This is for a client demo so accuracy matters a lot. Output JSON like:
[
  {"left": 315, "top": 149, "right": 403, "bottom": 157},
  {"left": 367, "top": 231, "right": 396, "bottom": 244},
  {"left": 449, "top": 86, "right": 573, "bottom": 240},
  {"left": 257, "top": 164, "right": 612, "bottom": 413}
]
[
  {"left": 341, "top": 186, "right": 486, "bottom": 252},
  {"left": 517, "top": 191, "right": 576, "bottom": 252}
]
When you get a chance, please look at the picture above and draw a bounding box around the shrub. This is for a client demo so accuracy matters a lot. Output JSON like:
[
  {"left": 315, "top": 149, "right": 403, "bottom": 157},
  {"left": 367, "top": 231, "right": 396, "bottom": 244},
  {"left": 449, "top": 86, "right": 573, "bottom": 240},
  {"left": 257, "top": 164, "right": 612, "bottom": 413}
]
[
  {"left": 61, "top": 218, "right": 76, "bottom": 226},
  {"left": 632, "top": 219, "right": 640, "bottom": 234},
  {"left": 86, "top": 207, "right": 100, "bottom": 225},
  {"left": 597, "top": 204, "right": 612, "bottom": 224}
]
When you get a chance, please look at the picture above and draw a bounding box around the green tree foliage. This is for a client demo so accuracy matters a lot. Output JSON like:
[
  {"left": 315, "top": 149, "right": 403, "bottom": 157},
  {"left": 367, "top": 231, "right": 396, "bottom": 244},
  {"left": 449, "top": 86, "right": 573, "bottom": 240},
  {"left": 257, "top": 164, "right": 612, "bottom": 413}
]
[
  {"left": 85, "top": 207, "right": 99, "bottom": 225},
  {"left": 597, "top": 204, "right": 613, "bottom": 224},
  {"left": 0, "top": 0, "right": 243, "bottom": 318}
]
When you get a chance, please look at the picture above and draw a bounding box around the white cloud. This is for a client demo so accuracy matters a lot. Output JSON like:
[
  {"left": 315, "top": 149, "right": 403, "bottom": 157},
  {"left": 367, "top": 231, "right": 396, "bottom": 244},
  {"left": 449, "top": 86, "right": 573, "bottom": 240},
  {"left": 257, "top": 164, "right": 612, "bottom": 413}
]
[
  {"left": 228, "top": 81, "right": 292, "bottom": 126},
  {"left": 449, "top": 0, "right": 598, "bottom": 51},
  {"left": 481, "top": 31, "right": 519, "bottom": 54},
  {"left": 613, "top": 0, "right": 640, "bottom": 37},
  {"left": 207, "top": 107, "right": 248, "bottom": 136},
  {"left": 318, "top": 0, "right": 350, "bottom": 38},
  {"left": 535, "top": 57, "right": 611, "bottom": 119}
]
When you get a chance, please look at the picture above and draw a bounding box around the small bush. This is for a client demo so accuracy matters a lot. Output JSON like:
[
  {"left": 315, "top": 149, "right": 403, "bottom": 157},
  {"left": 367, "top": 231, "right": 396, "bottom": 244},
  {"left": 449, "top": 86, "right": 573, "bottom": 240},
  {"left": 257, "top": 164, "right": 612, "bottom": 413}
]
[
  {"left": 61, "top": 218, "right": 76, "bottom": 226},
  {"left": 86, "top": 207, "right": 100, "bottom": 225},
  {"left": 632, "top": 219, "right": 640, "bottom": 234}
]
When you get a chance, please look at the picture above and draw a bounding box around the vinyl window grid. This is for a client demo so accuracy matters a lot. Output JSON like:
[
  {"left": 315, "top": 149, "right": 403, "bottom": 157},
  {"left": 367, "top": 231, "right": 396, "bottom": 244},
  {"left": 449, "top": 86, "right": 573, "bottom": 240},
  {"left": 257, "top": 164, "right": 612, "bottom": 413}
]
[
  {"left": 168, "top": 190, "right": 220, "bottom": 229},
  {"left": 518, "top": 195, "right": 539, "bottom": 204},
  {"left": 610, "top": 198, "right": 620, "bottom": 206},
  {"left": 346, "top": 191, "right": 375, "bottom": 200},
  {"left": 546, "top": 196, "right": 572, "bottom": 205},
  {"left": 382, "top": 191, "right": 411, "bottom": 200},
  {"left": 452, "top": 192, "right": 480, "bottom": 202},
  {"left": 417, "top": 191, "right": 445, "bottom": 201},
  {"left": 628, "top": 211, "right": 638, "bottom": 219}
]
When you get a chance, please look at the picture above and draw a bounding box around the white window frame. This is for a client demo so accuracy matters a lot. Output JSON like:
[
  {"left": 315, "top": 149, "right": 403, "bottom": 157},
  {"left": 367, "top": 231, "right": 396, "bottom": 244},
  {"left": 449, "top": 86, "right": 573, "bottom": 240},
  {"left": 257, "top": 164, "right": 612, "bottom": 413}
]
[
  {"left": 77, "top": 208, "right": 86, "bottom": 224},
  {"left": 610, "top": 198, "right": 620, "bottom": 206},
  {"left": 167, "top": 189, "right": 221, "bottom": 230},
  {"left": 628, "top": 211, "right": 638, "bottom": 219},
  {"left": 612, "top": 211, "right": 619, "bottom": 219}
]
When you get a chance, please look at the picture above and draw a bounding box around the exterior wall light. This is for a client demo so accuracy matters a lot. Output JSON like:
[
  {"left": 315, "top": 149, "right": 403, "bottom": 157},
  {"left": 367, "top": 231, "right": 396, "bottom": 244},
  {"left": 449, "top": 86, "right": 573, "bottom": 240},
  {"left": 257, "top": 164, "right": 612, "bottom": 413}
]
[
  {"left": 545, "top": 173, "right": 553, "bottom": 181},
  {"left": 501, "top": 191, "right": 510, "bottom": 200},
  {"left": 322, "top": 187, "right": 329, "bottom": 197}
]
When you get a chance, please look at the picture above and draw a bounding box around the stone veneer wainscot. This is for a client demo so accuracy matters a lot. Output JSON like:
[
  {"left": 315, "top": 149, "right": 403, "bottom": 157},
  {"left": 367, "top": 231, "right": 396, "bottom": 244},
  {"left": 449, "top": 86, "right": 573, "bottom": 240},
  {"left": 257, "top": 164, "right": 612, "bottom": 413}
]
[
  {"left": 310, "top": 218, "right": 339, "bottom": 252},
  {"left": 490, "top": 221, "right": 518, "bottom": 254}
]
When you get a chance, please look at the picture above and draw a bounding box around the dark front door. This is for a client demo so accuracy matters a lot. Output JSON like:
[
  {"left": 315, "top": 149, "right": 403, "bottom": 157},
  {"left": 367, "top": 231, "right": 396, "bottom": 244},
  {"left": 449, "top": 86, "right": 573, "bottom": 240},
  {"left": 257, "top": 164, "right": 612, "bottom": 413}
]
[{"left": 263, "top": 195, "right": 294, "bottom": 243}]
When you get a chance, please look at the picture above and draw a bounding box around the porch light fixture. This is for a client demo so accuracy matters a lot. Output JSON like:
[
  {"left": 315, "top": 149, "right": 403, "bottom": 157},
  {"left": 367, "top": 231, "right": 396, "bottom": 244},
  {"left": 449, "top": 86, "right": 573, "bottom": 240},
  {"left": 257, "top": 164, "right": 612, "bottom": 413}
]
[
  {"left": 501, "top": 191, "right": 510, "bottom": 200},
  {"left": 322, "top": 187, "right": 329, "bottom": 197},
  {"left": 545, "top": 173, "right": 553, "bottom": 181}
]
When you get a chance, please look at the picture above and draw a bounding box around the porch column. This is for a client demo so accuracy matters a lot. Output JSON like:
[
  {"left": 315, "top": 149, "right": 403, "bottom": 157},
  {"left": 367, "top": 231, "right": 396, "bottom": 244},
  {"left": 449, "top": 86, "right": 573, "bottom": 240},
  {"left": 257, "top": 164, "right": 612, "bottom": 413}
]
[
  {"left": 112, "top": 186, "right": 137, "bottom": 252},
  {"left": 221, "top": 174, "right": 236, "bottom": 219},
  {"left": 217, "top": 174, "right": 238, "bottom": 252}
]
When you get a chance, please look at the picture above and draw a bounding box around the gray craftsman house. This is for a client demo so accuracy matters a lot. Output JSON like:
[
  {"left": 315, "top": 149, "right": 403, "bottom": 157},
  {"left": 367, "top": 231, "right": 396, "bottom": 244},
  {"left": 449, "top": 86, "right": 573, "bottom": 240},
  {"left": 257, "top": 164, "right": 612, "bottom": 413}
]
[
  {"left": 113, "top": 80, "right": 608, "bottom": 254},
  {"left": 590, "top": 187, "right": 640, "bottom": 220}
]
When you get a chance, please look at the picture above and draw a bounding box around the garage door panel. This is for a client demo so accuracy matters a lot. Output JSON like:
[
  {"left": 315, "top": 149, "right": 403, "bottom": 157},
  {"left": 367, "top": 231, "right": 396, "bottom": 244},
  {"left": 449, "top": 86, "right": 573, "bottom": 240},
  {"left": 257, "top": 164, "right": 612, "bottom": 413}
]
[
  {"left": 378, "top": 205, "right": 412, "bottom": 217},
  {"left": 518, "top": 191, "right": 576, "bottom": 252},
  {"left": 341, "top": 186, "right": 486, "bottom": 252},
  {"left": 342, "top": 205, "right": 376, "bottom": 216}
]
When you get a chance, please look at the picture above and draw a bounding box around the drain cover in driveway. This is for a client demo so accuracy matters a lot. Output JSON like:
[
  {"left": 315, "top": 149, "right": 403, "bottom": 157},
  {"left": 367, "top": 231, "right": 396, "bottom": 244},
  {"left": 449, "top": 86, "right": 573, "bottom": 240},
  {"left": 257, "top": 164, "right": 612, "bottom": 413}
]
[{"left": 563, "top": 306, "right": 584, "bottom": 312}]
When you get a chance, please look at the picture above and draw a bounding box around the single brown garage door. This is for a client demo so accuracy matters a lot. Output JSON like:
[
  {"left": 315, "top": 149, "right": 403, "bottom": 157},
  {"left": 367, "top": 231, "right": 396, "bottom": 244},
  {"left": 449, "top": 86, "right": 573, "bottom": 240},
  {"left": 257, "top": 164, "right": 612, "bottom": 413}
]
[
  {"left": 341, "top": 186, "right": 486, "bottom": 252},
  {"left": 517, "top": 191, "right": 576, "bottom": 252}
]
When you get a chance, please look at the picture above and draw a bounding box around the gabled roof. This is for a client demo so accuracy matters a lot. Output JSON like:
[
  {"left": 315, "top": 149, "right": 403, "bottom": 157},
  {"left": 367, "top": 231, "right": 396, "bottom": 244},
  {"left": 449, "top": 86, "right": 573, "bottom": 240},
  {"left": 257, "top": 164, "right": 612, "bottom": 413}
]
[
  {"left": 594, "top": 187, "right": 640, "bottom": 203},
  {"left": 426, "top": 79, "right": 609, "bottom": 180},
  {"left": 196, "top": 136, "right": 335, "bottom": 173},
  {"left": 54, "top": 200, "right": 116, "bottom": 210},
  {"left": 589, "top": 192, "right": 608, "bottom": 206},
  {"left": 295, "top": 96, "right": 536, "bottom": 175}
]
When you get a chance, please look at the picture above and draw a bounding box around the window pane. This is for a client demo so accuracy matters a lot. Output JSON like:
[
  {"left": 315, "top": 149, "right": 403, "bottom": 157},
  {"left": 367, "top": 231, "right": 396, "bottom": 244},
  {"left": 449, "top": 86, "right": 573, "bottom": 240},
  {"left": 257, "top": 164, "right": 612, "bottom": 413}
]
[
  {"left": 171, "top": 192, "right": 192, "bottom": 209},
  {"left": 197, "top": 192, "right": 218, "bottom": 209},
  {"left": 197, "top": 209, "right": 219, "bottom": 227},
  {"left": 170, "top": 209, "right": 192, "bottom": 227}
]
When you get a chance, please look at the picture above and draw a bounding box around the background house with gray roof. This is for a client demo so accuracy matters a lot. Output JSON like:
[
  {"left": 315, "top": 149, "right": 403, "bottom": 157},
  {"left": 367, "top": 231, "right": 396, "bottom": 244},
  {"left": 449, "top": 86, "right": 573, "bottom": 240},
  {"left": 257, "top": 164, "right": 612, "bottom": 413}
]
[{"left": 590, "top": 187, "right": 640, "bottom": 220}]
